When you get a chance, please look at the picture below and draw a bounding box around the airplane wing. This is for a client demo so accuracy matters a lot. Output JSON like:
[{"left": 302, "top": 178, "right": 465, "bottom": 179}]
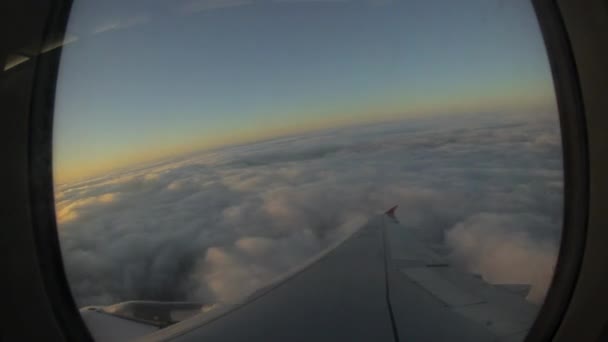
[{"left": 81, "top": 207, "right": 538, "bottom": 342}]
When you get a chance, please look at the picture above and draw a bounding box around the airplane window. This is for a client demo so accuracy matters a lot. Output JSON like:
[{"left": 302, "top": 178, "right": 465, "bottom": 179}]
[{"left": 52, "top": 0, "right": 563, "bottom": 340}]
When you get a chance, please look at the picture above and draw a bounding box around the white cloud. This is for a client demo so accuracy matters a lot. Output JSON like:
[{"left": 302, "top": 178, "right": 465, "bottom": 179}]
[
  {"left": 446, "top": 213, "right": 559, "bottom": 303},
  {"left": 56, "top": 112, "right": 563, "bottom": 308},
  {"left": 91, "top": 14, "right": 151, "bottom": 34},
  {"left": 56, "top": 192, "right": 120, "bottom": 224}
]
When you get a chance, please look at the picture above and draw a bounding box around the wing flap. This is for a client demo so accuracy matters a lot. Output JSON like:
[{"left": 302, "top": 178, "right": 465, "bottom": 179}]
[{"left": 400, "top": 267, "right": 484, "bottom": 307}]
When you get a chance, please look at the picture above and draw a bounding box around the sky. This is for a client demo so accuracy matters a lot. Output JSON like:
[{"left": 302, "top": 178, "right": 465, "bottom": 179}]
[{"left": 53, "top": 0, "right": 556, "bottom": 183}]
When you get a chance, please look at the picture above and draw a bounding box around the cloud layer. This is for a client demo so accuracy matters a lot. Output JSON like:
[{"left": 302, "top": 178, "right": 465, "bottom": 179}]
[{"left": 55, "top": 111, "right": 563, "bottom": 307}]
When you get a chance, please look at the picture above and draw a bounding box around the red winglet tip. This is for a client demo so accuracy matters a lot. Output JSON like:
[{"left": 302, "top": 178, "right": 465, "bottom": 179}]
[{"left": 385, "top": 205, "right": 398, "bottom": 218}]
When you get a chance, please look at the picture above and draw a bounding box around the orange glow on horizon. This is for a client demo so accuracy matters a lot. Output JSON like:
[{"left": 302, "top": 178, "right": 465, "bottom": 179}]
[{"left": 54, "top": 89, "right": 555, "bottom": 185}]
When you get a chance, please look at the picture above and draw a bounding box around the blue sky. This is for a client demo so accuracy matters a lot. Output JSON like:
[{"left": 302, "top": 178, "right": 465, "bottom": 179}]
[{"left": 53, "top": 0, "right": 555, "bottom": 182}]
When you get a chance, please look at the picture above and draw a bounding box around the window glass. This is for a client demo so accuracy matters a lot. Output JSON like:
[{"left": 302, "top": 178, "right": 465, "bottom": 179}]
[{"left": 53, "top": 0, "right": 563, "bottom": 339}]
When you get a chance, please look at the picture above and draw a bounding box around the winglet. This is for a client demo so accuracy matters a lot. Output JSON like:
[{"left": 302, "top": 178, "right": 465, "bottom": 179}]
[{"left": 385, "top": 205, "right": 398, "bottom": 220}]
